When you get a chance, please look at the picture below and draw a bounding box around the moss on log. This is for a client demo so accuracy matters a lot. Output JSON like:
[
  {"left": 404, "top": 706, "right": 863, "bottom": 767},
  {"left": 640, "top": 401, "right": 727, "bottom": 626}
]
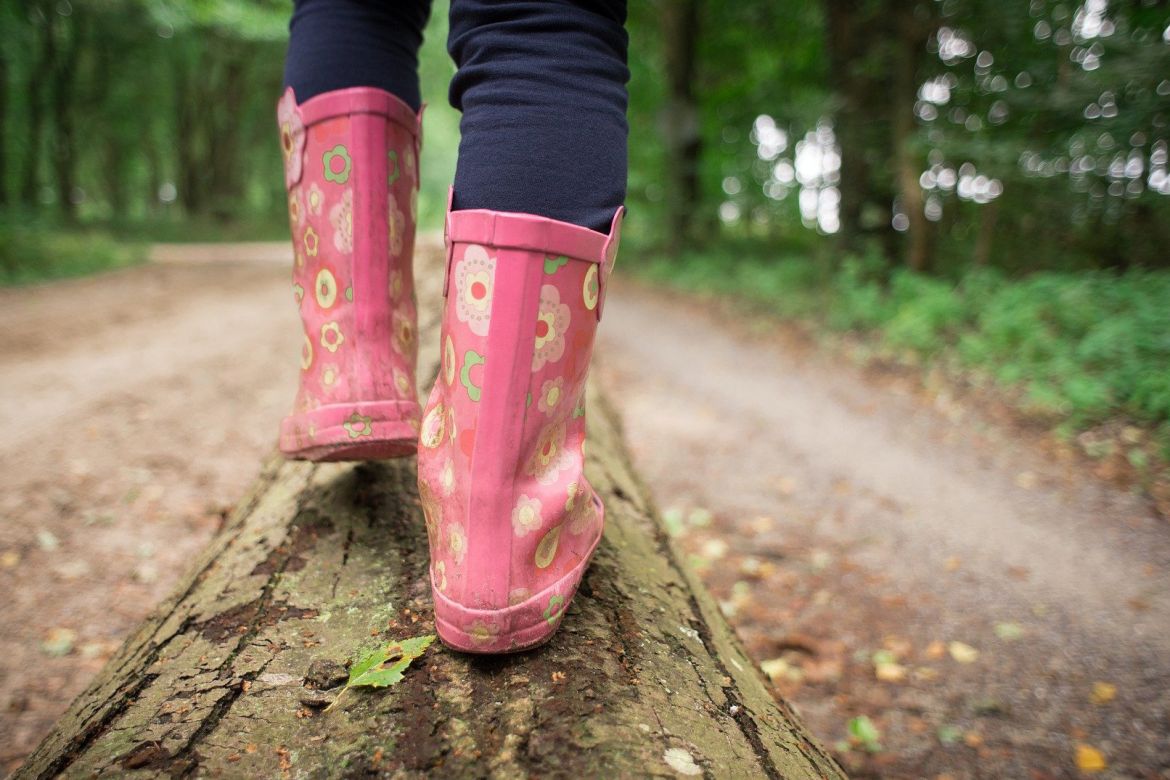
[{"left": 17, "top": 255, "right": 844, "bottom": 780}]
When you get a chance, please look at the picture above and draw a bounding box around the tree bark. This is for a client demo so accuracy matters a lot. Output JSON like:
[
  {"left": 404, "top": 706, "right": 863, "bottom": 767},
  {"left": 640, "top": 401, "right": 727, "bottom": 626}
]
[{"left": 16, "top": 257, "right": 844, "bottom": 780}]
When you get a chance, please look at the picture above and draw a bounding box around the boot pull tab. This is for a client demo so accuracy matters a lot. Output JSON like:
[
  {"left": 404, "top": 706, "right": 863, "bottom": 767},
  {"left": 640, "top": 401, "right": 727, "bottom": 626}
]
[
  {"left": 277, "top": 88, "right": 307, "bottom": 191},
  {"left": 597, "top": 205, "right": 625, "bottom": 321},
  {"left": 443, "top": 187, "right": 456, "bottom": 298},
  {"left": 415, "top": 102, "right": 427, "bottom": 163}
]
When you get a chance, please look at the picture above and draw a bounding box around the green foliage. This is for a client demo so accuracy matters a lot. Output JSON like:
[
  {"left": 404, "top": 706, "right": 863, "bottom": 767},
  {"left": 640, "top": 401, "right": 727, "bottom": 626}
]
[
  {"left": 0, "top": 221, "right": 145, "bottom": 285},
  {"left": 634, "top": 245, "right": 1170, "bottom": 453},
  {"left": 847, "top": 715, "right": 883, "bottom": 753}
]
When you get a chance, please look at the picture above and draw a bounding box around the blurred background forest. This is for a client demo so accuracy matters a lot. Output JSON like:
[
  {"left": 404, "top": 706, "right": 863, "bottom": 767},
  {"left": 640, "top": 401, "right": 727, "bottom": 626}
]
[{"left": 1, "top": 0, "right": 1168, "bottom": 458}]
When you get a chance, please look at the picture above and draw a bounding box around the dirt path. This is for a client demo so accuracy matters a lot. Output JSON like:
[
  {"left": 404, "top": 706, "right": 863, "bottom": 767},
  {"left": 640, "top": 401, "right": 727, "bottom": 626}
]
[
  {"left": 597, "top": 284, "right": 1170, "bottom": 778},
  {"left": 2, "top": 247, "right": 1168, "bottom": 778}
]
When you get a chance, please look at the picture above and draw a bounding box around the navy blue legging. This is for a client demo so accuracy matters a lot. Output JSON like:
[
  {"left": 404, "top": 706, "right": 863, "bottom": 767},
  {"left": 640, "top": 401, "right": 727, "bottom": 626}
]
[{"left": 284, "top": 0, "right": 629, "bottom": 234}]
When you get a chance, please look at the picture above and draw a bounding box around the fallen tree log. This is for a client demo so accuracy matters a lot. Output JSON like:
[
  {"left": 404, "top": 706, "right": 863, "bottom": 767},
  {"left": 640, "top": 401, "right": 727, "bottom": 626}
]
[{"left": 18, "top": 253, "right": 844, "bottom": 780}]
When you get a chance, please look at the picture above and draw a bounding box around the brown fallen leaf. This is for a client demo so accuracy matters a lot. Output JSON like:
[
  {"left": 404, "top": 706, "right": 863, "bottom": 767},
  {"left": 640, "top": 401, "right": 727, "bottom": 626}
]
[{"left": 925, "top": 640, "right": 947, "bottom": 660}]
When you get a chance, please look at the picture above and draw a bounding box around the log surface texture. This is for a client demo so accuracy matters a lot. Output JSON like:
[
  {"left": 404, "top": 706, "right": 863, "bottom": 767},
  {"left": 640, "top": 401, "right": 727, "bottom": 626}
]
[{"left": 18, "top": 253, "right": 845, "bottom": 780}]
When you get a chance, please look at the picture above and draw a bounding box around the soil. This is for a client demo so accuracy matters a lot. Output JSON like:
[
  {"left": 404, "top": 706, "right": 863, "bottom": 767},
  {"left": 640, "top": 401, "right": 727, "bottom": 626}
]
[{"left": 1, "top": 244, "right": 1168, "bottom": 778}]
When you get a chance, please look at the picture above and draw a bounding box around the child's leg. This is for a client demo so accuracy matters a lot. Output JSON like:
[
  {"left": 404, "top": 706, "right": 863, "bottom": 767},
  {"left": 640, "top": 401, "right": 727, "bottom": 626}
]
[
  {"left": 447, "top": 0, "right": 629, "bottom": 232},
  {"left": 284, "top": 0, "right": 433, "bottom": 110}
]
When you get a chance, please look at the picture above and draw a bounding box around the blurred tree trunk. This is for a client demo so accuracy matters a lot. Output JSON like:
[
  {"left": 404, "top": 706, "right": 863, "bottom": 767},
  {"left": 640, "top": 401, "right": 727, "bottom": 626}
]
[
  {"left": 824, "top": 0, "right": 869, "bottom": 254},
  {"left": 0, "top": 47, "right": 8, "bottom": 206},
  {"left": 824, "top": 0, "right": 901, "bottom": 263},
  {"left": 973, "top": 200, "right": 998, "bottom": 267},
  {"left": 22, "top": 4, "right": 51, "bottom": 208},
  {"left": 175, "top": 44, "right": 206, "bottom": 215},
  {"left": 892, "top": 2, "right": 936, "bottom": 272},
  {"left": 207, "top": 42, "right": 247, "bottom": 220},
  {"left": 49, "top": 8, "right": 83, "bottom": 222},
  {"left": 660, "top": 0, "right": 701, "bottom": 254}
]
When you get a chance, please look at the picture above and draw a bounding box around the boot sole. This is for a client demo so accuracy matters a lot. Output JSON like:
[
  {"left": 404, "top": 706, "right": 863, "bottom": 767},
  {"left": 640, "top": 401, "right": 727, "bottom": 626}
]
[{"left": 280, "top": 399, "right": 420, "bottom": 462}]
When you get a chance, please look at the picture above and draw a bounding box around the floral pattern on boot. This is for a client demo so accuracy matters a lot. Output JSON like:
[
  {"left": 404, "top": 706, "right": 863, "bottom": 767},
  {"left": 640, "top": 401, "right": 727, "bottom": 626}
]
[
  {"left": 417, "top": 200, "right": 623, "bottom": 653},
  {"left": 277, "top": 87, "right": 423, "bottom": 461}
]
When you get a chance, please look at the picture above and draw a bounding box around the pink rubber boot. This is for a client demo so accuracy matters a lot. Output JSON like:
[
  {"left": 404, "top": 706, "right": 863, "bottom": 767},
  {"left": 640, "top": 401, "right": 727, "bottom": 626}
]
[
  {"left": 276, "top": 87, "right": 422, "bottom": 461},
  {"left": 417, "top": 194, "right": 624, "bottom": 653}
]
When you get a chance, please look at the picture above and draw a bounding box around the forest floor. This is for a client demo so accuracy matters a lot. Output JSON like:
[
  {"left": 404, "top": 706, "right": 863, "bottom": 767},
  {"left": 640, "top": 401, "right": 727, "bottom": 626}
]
[{"left": 1, "top": 242, "right": 1168, "bottom": 778}]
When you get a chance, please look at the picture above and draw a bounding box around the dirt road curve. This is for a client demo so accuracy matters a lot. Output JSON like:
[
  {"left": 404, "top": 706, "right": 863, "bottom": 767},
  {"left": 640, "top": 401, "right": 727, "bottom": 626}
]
[{"left": 2, "top": 245, "right": 1168, "bottom": 778}]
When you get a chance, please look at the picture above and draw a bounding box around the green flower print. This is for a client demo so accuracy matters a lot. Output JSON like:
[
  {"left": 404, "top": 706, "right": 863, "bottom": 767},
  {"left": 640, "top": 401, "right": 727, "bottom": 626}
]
[
  {"left": 543, "top": 594, "right": 566, "bottom": 626},
  {"left": 342, "top": 412, "right": 373, "bottom": 438},
  {"left": 387, "top": 150, "right": 400, "bottom": 187},
  {"left": 323, "top": 144, "right": 352, "bottom": 184},
  {"left": 460, "top": 349, "right": 485, "bottom": 402},
  {"left": 543, "top": 255, "right": 568, "bottom": 275}
]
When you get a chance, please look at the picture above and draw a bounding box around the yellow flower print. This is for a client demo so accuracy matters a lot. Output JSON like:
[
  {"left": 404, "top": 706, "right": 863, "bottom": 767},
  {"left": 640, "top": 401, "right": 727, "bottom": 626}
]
[
  {"left": 292, "top": 282, "right": 305, "bottom": 303},
  {"left": 388, "top": 269, "right": 403, "bottom": 300},
  {"left": 342, "top": 412, "right": 373, "bottom": 438},
  {"left": 532, "top": 284, "right": 570, "bottom": 370},
  {"left": 583, "top": 264, "right": 600, "bottom": 310},
  {"left": 434, "top": 560, "right": 447, "bottom": 592},
  {"left": 329, "top": 189, "right": 353, "bottom": 254},
  {"left": 528, "top": 421, "right": 570, "bottom": 485},
  {"left": 446, "top": 405, "right": 458, "bottom": 443},
  {"left": 420, "top": 403, "right": 447, "bottom": 449},
  {"left": 315, "top": 268, "right": 338, "bottom": 309},
  {"left": 443, "top": 335, "right": 456, "bottom": 386},
  {"left": 454, "top": 245, "right": 495, "bottom": 337},
  {"left": 321, "top": 363, "right": 339, "bottom": 387},
  {"left": 419, "top": 481, "right": 442, "bottom": 548},
  {"left": 393, "top": 315, "right": 414, "bottom": 356},
  {"left": 320, "top": 321, "right": 344, "bottom": 353},
  {"left": 300, "top": 333, "right": 313, "bottom": 371},
  {"left": 511, "top": 494, "right": 543, "bottom": 537},
  {"left": 467, "top": 619, "right": 499, "bottom": 644},
  {"left": 410, "top": 188, "right": 418, "bottom": 223},
  {"left": 295, "top": 250, "right": 305, "bottom": 271},
  {"left": 447, "top": 521, "right": 467, "bottom": 564},
  {"left": 565, "top": 482, "right": 598, "bottom": 535},
  {"left": 508, "top": 588, "right": 532, "bottom": 607},
  {"left": 440, "top": 457, "right": 455, "bottom": 496},
  {"left": 537, "top": 377, "right": 564, "bottom": 415},
  {"left": 394, "top": 368, "right": 413, "bottom": 398},
  {"left": 306, "top": 183, "right": 324, "bottom": 216},
  {"left": 303, "top": 225, "right": 319, "bottom": 257},
  {"left": 534, "top": 524, "right": 562, "bottom": 569},
  {"left": 388, "top": 201, "right": 405, "bottom": 257},
  {"left": 288, "top": 191, "right": 304, "bottom": 228}
]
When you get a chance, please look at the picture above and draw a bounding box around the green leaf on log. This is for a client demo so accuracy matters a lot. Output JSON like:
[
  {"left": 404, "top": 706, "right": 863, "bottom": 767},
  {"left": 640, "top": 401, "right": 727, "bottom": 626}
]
[{"left": 326, "top": 634, "right": 436, "bottom": 711}]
